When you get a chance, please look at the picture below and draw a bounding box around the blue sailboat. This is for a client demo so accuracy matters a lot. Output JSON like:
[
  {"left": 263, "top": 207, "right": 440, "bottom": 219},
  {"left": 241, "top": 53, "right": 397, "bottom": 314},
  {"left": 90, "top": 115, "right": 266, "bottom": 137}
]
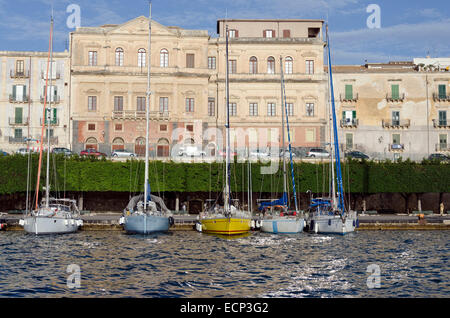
[
  {"left": 119, "top": 3, "right": 173, "bottom": 234},
  {"left": 306, "top": 25, "right": 358, "bottom": 235},
  {"left": 259, "top": 57, "right": 305, "bottom": 234}
]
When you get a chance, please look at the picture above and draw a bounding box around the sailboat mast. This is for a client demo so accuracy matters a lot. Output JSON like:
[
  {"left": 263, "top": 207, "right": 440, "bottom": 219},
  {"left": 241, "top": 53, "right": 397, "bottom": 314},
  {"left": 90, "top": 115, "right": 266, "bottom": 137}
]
[
  {"left": 279, "top": 57, "right": 288, "bottom": 203},
  {"left": 45, "top": 16, "right": 54, "bottom": 208},
  {"left": 144, "top": 1, "right": 152, "bottom": 210},
  {"left": 224, "top": 24, "right": 231, "bottom": 214}
]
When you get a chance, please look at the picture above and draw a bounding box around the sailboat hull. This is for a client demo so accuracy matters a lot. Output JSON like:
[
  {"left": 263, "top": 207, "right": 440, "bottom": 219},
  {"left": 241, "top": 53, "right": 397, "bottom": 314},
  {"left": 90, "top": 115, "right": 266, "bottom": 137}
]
[
  {"left": 309, "top": 214, "right": 357, "bottom": 235},
  {"left": 201, "top": 217, "right": 251, "bottom": 235},
  {"left": 22, "top": 216, "right": 81, "bottom": 235},
  {"left": 261, "top": 217, "right": 305, "bottom": 234},
  {"left": 124, "top": 214, "right": 170, "bottom": 234}
]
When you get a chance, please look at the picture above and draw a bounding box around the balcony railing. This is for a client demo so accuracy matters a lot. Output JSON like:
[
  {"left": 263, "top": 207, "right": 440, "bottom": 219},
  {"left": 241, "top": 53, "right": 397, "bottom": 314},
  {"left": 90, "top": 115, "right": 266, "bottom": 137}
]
[
  {"left": 40, "top": 136, "right": 59, "bottom": 145},
  {"left": 10, "top": 70, "right": 30, "bottom": 78},
  {"left": 40, "top": 95, "right": 61, "bottom": 104},
  {"left": 40, "top": 118, "right": 60, "bottom": 126},
  {"left": 8, "top": 136, "right": 26, "bottom": 144},
  {"left": 9, "top": 95, "right": 30, "bottom": 103},
  {"left": 112, "top": 110, "right": 170, "bottom": 121},
  {"left": 389, "top": 143, "right": 404, "bottom": 151},
  {"left": 340, "top": 93, "right": 358, "bottom": 102},
  {"left": 433, "top": 119, "right": 450, "bottom": 128},
  {"left": 435, "top": 143, "right": 450, "bottom": 152},
  {"left": 386, "top": 93, "right": 405, "bottom": 102},
  {"left": 340, "top": 118, "right": 359, "bottom": 127},
  {"left": 382, "top": 119, "right": 410, "bottom": 128},
  {"left": 9, "top": 117, "right": 29, "bottom": 126},
  {"left": 432, "top": 93, "right": 450, "bottom": 102},
  {"left": 40, "top": 71, "right": 61, "bottom": 80}
]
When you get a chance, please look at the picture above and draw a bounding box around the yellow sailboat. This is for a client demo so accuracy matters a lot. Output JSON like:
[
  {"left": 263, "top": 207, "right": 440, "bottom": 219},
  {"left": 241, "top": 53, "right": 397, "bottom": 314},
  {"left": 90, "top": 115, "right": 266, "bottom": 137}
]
[{"left": 198, "top": 24, "right": 251, "bottom": 236}]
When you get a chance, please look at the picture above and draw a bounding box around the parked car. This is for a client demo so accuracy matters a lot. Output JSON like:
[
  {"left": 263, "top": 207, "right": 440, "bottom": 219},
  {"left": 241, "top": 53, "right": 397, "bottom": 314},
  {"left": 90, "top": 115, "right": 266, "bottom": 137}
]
[
  {"left": 16, "top": 148, "right": 32, "bottom": 155},
  {"left": 428, "top": 153, "right": 450, "bottom": 162},
  {"left": 52, "top": 147, "right": 73, "bottom": 156},
  {"left": 306, "top": 148, "right": 330, "bottom": 158},
  {"left": 111, "top": 149, "right": 137, "bottom": 158},
  {"left": 279, "top": 150, "right": 297, "bottom": 158},
  {"left": 345, "top": 151, "right": 369, "bottom": 160},
  {"left": 249, "top": 150, "right": 270, "bottom": 160},
  {"left": 80, "top": 149, "right": 107, "bottom": 158},
  {"left": 178, "top": 146, "right": 206, "bottom": 157}
]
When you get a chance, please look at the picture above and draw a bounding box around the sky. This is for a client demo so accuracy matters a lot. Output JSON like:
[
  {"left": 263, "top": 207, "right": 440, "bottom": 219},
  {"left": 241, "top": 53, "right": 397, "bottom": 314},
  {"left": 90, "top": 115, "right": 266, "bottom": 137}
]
[{"left": 0, "top": 0, "right": 448, "bottom": 65}]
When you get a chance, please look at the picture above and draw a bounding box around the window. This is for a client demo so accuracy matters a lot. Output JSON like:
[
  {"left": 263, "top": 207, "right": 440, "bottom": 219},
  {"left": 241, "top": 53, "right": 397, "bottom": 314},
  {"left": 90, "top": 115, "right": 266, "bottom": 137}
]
[
  {"left": 306, "top": 103, "right": 314, "bottom": 117},
  {"left": 186, "top": 125, "right": 194, "bottom": 132},
  {"left": 228, "top": 29, "right": 238, "bottom": 38},
  {"left": 267, "top": 56, "right": 275, "bottom": 74},
  {"left": 249, "top": 56, "right": 258, "bottom": 74},
  {"left": 16, "top": 60, "right": 24, "bottom": 75},
  {"left": 208, "top": 56, "right": 216, "bottom": 69},
  {"left": 159, "top": 124, "right": 168, "bottom": 132},
  {"left": 14, "top": 128, "right": 23, "bottom": 139},
  {"left": 305, "top": 128, "right": 315, "bottom": 142},
  {"left": 137, "top": 97, "right": 146, "bottom": 112},
  {"left": 12, "top": 85, "right": 27, "bottom": 102},
  {"left": 263, "top": 30, "right": 275, "bottom": 38},
  {"left": 138, "top": 49, "right": 146, "bottom": 67},
  {"left": 391, "top": 84, "right": 399, "bottom": 99},
  {"left": 438, "top": 110, "right": 447, "bottom": 126},
  {"left": 46, "top": 128, "right": 54, "bottom": 138},
  {"left": 228, "top": 59, "right": 237, "bottom": 74},
  {"left": 228, "top": 103, "right": 237, "bottom": 116},
  {"left": 157, "top": 138, "right": 170, "bottom": 157},
  {"left": 345, "top": 84, "right": 353, "bottom": 100},
  {"left": 285, "top": 57, "right": 293, "bottom": 74},
  {"left": 345, "top": 133, "right": 353, "bottom": 149},
  {"left": 392, "top": 133, "right": 401, "bottom": 145},
  {"left": 208, "top": 98, "right": 215, "bottom": 117},
  {"left": 88, "top": 51, "right": 97, "bottom": 66},
  {"left": 115, "top": 48, "right": 124, "bottom": 66},
  {"left": 114, "top": 96, "right": 124, "bottom": 112},
  {"left": 392, "top": 111, "right": 400, "bottom": 126},
  {"left": 14, "top": 107, "right": 23, "bottom": 124},
  {"left": 43, "top": 85, "right": 58, "bottom": 102},
  {"left": 160, "top": 49, "right": 169, "bottom": 68},
  {"left": 342, "top": 110, "right": 356, "bottom": 124},
  {"left": 267, "top": 103, "right": 276, "bottom": 116},
  {"left": 88, "top": 96, "right": 97, "bottom": 111},
  {"left": 439, "top": 134, "right": 447, "bottom": 150},
  {"left": 159, "top": 97, "right": 168, "bottom": 113},
  {"left": 88, "top": 123, "right": 96, "bottom": 131},
  {"left": 86, "top": 137, "right": 98, "bottom": 150},
  {"left": 308, "top": 28, "right": 320, "bottom": 38},
  {"left": 438, "top": 84, "right": 447, "bottom": 99},
  {"left": 44, "top": 108, "right": 58, "bottom": 125},
  {"left": 286, "top": 103, "right": 294, "bottom": 116},
  {"left": 306, "top": 60, "right": 314, "bottom": 74},
  {"left": 186, "top": 53, "right": 195, "bottom": 68},
  {"left": 249, "top": 103, "right": 258, "bottom": 116},
  {"left": 115, "top": 123, "right": 123, "bottom": 131},
  {"left": 283, "top": 30, "right": 291, "bottom": 38},
  {"left": 186, "top": 98, "right": 194, "bottom": 112}
]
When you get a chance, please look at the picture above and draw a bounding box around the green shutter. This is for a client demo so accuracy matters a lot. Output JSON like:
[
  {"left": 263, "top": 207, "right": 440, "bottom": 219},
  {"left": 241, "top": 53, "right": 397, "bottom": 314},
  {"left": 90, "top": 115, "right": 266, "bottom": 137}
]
[
  {"left": 345, "top": 85, "right": 353, "bottom": 100},
  {"left": 52, "top": 109, "right": 57, "bottom": 124},
  {"left": 342, "top": 111, "right": 345, "bottom": 120},
  {"left": 15, "top": 108, "right": 23, "bottom": 124},
  {"left": 352, "top": 110, "right": 356, "bottom": 119},
  {"left": 391, "top": 84, "right": 399, "bottom": 99},
  {"left": 23, "top": 85, "right": 27, "bottom": 101},
  {"left": 438, "top": 84, "right": 446, "bottom": 99},
  {"left": 12, "top": 85, "right": 16, "bottom": 100}
]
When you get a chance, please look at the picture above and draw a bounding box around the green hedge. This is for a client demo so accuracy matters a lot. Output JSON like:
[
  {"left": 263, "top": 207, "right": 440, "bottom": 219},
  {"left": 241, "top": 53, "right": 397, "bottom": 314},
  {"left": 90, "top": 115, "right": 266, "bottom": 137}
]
[{"left": 0, "top": 155, "right": 448, "bottom": 194}]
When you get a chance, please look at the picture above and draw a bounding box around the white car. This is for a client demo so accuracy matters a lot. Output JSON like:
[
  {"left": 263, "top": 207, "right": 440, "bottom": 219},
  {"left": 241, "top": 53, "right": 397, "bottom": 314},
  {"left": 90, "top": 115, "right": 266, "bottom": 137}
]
[
  {"left": 178, "top": 146, "right": 206, "bottom": 157},
  {"left": 279, "top": 150, "right": 297, "bottom": 158},
  {"left": 306, "top": 148, "right": 330, "bottom": 158},
  {"left": 111, "top": 149, "right": 137, "bottom": 158},
  {"left": 249, "top": 150, "right": 270, "bottom": 159}
]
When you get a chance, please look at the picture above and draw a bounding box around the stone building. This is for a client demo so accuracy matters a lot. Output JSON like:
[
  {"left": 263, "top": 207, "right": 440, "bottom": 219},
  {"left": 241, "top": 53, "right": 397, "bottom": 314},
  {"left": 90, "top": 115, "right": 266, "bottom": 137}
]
[{"left": 0, "top": 51, "right": 71, "bottom": 153}]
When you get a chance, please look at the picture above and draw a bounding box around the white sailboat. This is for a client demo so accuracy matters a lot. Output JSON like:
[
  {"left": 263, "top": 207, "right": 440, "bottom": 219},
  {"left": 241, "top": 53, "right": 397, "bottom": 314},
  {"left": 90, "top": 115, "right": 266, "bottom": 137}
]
[
  {"left": 197, "top": 24, "right": 252, "bottom": 236},
  {"left": 119, "top": 2, "right": 173, "bottom": 234},
  {"left": 20, "top": 14, "right": 83, "bottom": 235},
  {"left": 259, "top": 57, "right": 305, "bottom": 234},
  {"left": 306, "top": 25, "right": 358, "bottom": 235}
]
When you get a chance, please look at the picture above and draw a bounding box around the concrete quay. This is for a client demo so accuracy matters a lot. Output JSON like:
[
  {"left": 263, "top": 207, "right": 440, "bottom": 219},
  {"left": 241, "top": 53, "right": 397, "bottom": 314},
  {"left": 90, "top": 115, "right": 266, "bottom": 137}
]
[{"left": 1, "top": 212, "right": 450, "bottom": 231}]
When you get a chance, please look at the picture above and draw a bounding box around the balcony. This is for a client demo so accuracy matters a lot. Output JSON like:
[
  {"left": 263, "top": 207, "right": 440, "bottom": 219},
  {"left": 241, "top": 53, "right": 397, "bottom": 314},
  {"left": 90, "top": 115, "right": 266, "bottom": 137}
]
[
  {"left": 340, "top": 93, "right": 358, "bottom": 102},
  {"left": 40, "top": 95, "right": 61, "bottom": 104},
  {"left": 389, "top": 143, "right": 405, "bottom": 151},
  {"left": 340, "top": 118, "right": 359, "bottom": 128},
  {"left": 8, "top": 136, "right": 25, "bottom": 144},
  {"left": 435, "top": 143, "right": 450, "bottom": 152},
  {"left": 10, "top": 70, "right": 30, "bottom": 78},
  {"left": 9, "top": 95, "right": 30, "bottom": 103},
  {"left": 40, "top": 136, "right": 59, "bottom": 145},
  {"left": 433, "top": 119, "right": 450, "bottom": 128},
  {"left": 41, "top": 71, "right": 61, "bottom": 80},
  {"left": 432, "top": 93, "right": 450, "bottom": 102},
  {"left": 382, "top": 119, "right": 410, "bottom": 128},
  {"left": 386, "top": 93, "right": 405, "bottom": 102},
  {"left": 9, "top": 117, "right": 29, "bottom": 126},
  {"left": 40, "top": 118, "right": 60, "bottom": 126},
  {"left": 112, "top": 110, "right": 170, "bottom": 121}
]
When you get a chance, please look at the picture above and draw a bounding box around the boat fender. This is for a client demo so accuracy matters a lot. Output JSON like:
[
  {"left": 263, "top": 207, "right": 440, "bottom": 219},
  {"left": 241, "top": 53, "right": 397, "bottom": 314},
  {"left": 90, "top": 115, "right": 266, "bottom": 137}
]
[
  {"left": 280, "top": 212, "right": 284, "bottom": 217},
  {"left": 119, "top": 217, "right": 125, "bottom": 225},
  {"left": 356, "top": 219, "right": 359, "bottom": 228},
  {"left": 19, "top": 219, "right": 25, "bottom": 226},
  {"left": 169, "top": 216, "right": 175, "bottom": 227},
  {"left": 328, "top": 219, "right": 331, "bottom": 226}
]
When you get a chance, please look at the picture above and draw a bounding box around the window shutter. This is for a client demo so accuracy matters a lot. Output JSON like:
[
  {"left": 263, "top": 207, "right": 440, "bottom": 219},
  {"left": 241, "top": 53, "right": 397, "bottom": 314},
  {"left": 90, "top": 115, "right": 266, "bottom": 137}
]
[
  {"left": 439, "top": 84, "right": 446, "bottom": 98},
  {"left": 283, "top": 30, "right": 290, "bottom": 38},
  {"left": 345, "top": 85, "right": 353, "bottom": 99},
  {"left": 352, "top": 110, "right": 356, "bottom": 119},
  {"left": 391, "top": 84, "right": 399, "bottom": 99},
  {"left": 235, "top": 30, "right": 239, "bottom": 38},
  {"left": 23, "top": 85, "right": 27, "bottom": 100},
  {"left": 342, "top": 111, "right": 345, "bottom": 120},
  {"left": 15, "top": 107, "right": 22, "bottom": 124},
  {"left": 263, "top": 30, "right": 266, "bottom": 38},
  {"left": 272, "top": 30, "right": 276, "bottom": 38},
  {"left": 12, "top": 85, "right": 16, "bottom": 100}
]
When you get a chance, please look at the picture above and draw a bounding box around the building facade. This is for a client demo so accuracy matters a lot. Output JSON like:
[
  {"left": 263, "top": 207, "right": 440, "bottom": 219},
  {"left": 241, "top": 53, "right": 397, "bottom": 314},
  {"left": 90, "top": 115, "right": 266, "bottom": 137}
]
[{"left": 0, "top": 51, "right": 71, "bottom": 153}]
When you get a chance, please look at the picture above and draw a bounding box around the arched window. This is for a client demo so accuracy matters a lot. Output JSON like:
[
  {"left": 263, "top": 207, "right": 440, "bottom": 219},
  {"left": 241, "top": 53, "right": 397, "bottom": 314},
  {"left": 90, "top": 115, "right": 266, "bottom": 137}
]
[
  {"left": 115, "top": 47, "right": 124, "bottom": 66},
  {"left": 285, "top": 56, "right": 293, "bottom": 74},
  {"left": 160, "top": 49, "right": 169, "bottom": 68},
  {"left": 157, "top": 138, "right": 170, "bottom": 157},
  {"left": 135, "top": 137, "right": 146, "bottom": 156},
  {"left": 249, "top": 56, "right": 258, "bottom": 74},
  {"left": 85, "top": 137, "right": 98, "bottom": 151},
  {"left": 138, "top": 48, "right": 146, "bottom": 67},
  {"left": 267, "top": 56, "right": 275, "bottom": 74},
  {"left": 112, "top": 137, "right": 125, "bottom": 152}
]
